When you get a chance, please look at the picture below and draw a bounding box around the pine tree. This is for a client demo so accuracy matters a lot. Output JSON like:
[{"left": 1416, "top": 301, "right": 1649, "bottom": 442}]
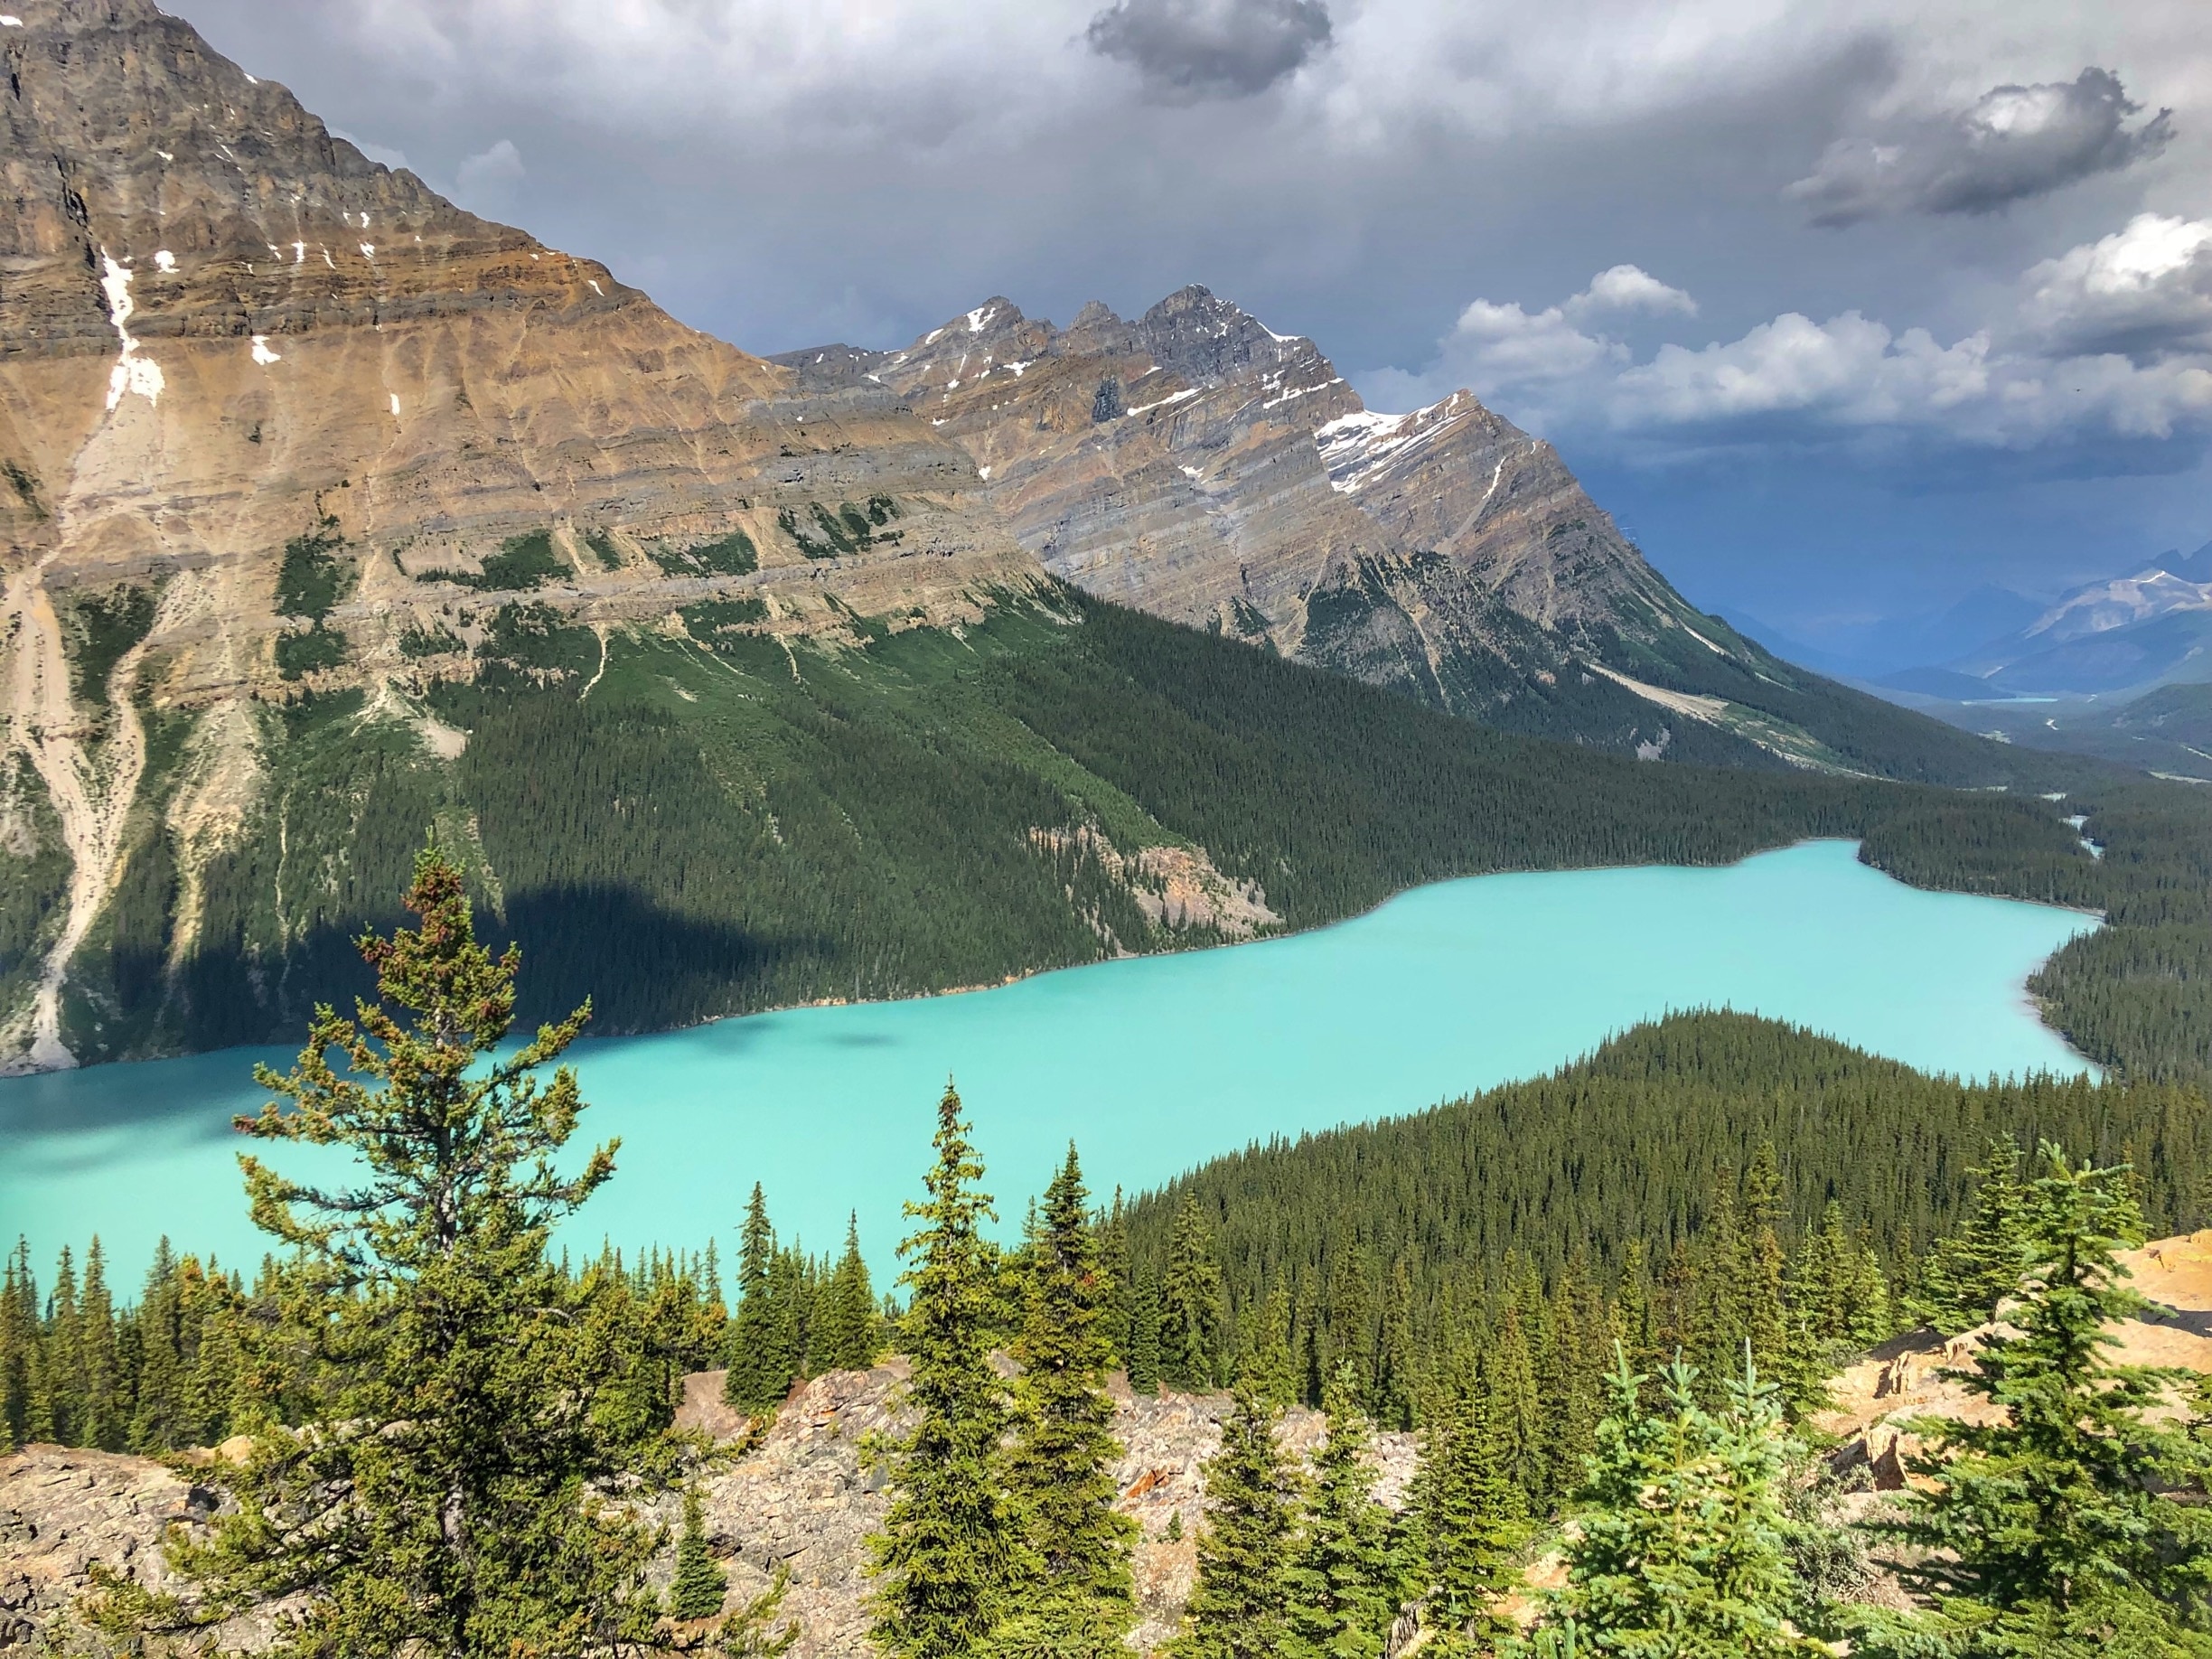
[
  {"left": 1284, "top": 1363, "right": 1399, "bottom": 1659},
  {"left": 0, "top": 1241, "right": 34, "bottom": 1450},
  {"left": 1487, "top": 1289, "right": 1544, "bottom": 1514},
  {"left": 128, "top": 1241, "right": 185, "bottom": 1453},
  {"left": 1373, "top": 1259, "right": 1417, "bottom": 1432},
  {"left": 992, "top": 1145, "right": 1137, "bottom": 1657},
  {"left": 1097, "top": 1191, "right": 1131, "bottom": 1369},
  {"left": 1246, "top": 1285, "right": 1298, "bottom": 1410},
  {"left": 1859, "top": 1146, "right": 2212, "bottom": 1656},
  {"left": 1915, "top": 1133, "right": 2032, "bottom": 1336},
  {"left": 668, "top": 1486, "right": 729, "bottom": 1621},
  {"left": 77, "top": 1238, "right": 123, "bottom": 1451},
  {"left": 106, "top": 845, "right": 664, "bottom": 1656},
  {"left": 868, "top": 1084, "right": 1023, "bottom": 1659},
  {"left": 726, "top": 1184, "right": 792, "bottom": 1412},
  {"left": 1547, "top": 1346, "right": 1823, "bottom": 1656},
  {"left": 44, "top": 1246, "right": 80, "bottom": 1447},
  {"left": 811, "top": 1214, "right": 880, "bottom": 1373},
  {"left": 1176, "top": 1380, "right": 1301, "bottom": 1659},
  {"left": 1419, "top": 1375, "right": 1523, "bottom": 1637},
  {"left": 1127, "top": 1263, "right": 1163, "bottom": 1397},
  {"left": 1161, "top": 1198, "right": 1226, "bottom": 1389}
]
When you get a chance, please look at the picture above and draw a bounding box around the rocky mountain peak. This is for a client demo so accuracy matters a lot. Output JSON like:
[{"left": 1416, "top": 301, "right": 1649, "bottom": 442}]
[{"left": 0, "top": 0, "right": 1037, "bottom": 1072}]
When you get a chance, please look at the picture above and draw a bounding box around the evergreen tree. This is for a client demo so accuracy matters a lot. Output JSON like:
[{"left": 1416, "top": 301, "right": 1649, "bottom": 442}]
[
  {"left": 128, "top": 1241, "right": 185, "bottom": 1454},
  {"left": 668, "top": 1486, "right": 729, "bottom": 1621},
  {"left": 1548, "top": 1345, "right": 1823, "bottom": 1655},
  {"left": 1860, "top": 1147, "right": 2212, "bottom": 1657},
  {"left": 1097, "top": 1192, "right": 1131, "bottom": 1369},
  {"left": 993, "top": 1146, "right": 1137, "bottom": 1657},
  {"left": 1176, "top": 1380, "right": 1301, "bottom": 1659},
  {"left": 726, "top": 1184, "right": 792, "bottom": 1413},
  {"left": 74, "top": 1239, "right": 123, "bottom": 1450},
  {"left": 1487, "top": 1289, "right": 1544, "bottom": 1513},
  {"left": 1246, "top": 1285, "right": 1298, "bottom": 1410},
  {"left": 0, "top": 1242, "right": 34, "bottom": 1450},
  {"left": 811, "top": 1214, "right": 880, "bottom": 1373},
  {"left": 868, "top": 1084, "right": 1023, "bottom": 1659},
  {"left": 109, "top": 845, "right": 664, "bottom": 1656},
  {"left": 1284, "top": 1363, "right": 1399, "bottom": 1659},
  {"left": 1419, "top": 1375, "right": 1523, "bottom": 1638},
  {"left": 1127, "top": 1263, "right": 1163, "bottom": 1397},
  {"left": 1373, "top": 1260, "right": 1418, "bottom": 1432},
  {"left": 1161, "top": 1198, "right": 1226, "bottom": 1389},
  {"left": 1915, "top": 1134, "right": 2032, "bottom": 1336},
  {"left": 44, "top": 1246, "right": 80, "bottom": 1447}
]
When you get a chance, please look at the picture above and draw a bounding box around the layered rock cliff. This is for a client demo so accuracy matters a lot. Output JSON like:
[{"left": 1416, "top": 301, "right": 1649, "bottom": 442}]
[
  {"left": 777, "top": 291, "right": 1779, "bottom": 750},
  {"left": 0, "top": 0, "right": 1038, "bottom": 1071}
]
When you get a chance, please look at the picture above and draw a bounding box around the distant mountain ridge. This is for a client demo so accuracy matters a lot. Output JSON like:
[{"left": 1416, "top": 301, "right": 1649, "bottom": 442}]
[
  {"left": 779, "top": 294, "right": 2019, "bottom": 782},
  {"left": 1880, "top": 541, "right": 2212, "bottom": 699}
]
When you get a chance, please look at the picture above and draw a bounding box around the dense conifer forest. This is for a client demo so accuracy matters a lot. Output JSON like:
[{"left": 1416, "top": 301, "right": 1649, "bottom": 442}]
[{"left": 39, "top": 582, "right": 2209, "bottom": 1087}]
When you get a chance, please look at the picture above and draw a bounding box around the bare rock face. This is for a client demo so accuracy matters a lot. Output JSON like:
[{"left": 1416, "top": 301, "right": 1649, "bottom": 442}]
[
  {"left": 2, "top": 1368, "right": 1415, "bottom": 1656},
  {"left": 678, "top": 1361, "right": 1414, "bottom": 1656},
  {"left": 0, "top": 1443, "right": 282, "bottom": 1653},
  {"left": 0, "top": 0, "right": 1038, "bottom": 1071},
  {"left": 778, "top": 289, "right": 1738, "bottom": 725}
]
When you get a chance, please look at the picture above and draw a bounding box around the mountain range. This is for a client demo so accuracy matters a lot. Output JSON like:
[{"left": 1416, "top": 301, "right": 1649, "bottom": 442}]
[
  {"left": 0, "top": 0, "right": 2076, "bottom": 1072},
  {"left": 1879, "top": 540, "right": 2212, "bottom": 701}
]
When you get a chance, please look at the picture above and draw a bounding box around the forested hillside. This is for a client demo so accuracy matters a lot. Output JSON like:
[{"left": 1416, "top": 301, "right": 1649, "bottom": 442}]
[
  {"left": 1120, "top": 1011, "right": 2211, "bottom": 1414},
  {"left": 0, "top": 583, "right": 2114, "bottom": 1065}
]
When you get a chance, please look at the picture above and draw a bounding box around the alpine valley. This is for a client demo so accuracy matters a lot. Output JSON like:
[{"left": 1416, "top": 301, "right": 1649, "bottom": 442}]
[{"left": 0, "top": 0, "right": 2181, "bottom": 1077}]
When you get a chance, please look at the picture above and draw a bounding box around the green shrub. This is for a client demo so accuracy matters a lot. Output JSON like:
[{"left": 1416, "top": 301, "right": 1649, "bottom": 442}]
[
  {"left": 276, "top": 519, "right": 353, "bottom": 620},
  {"left": 456, "top": 531, "right": 568, "bottom": 592},
  {"left": 276, "top": 624, "right": 349, "bottom": 680}
]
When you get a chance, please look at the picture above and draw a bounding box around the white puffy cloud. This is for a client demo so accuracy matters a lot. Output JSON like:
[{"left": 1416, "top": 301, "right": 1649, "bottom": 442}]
[
  {"left": 1565, "top": 264, "right": 1698, "bottom": 319},
  {"left": 1365, "top": 218, "right": 2212, "bottom": 453},
  {"left": 2017, "top": 212, "right": 2212, "bottom": 361}
]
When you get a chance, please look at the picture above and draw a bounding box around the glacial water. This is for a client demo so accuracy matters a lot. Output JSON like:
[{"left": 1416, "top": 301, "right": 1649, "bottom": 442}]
[{"left": 0, "top": 841, "right": 2098, "bottom": 1277}]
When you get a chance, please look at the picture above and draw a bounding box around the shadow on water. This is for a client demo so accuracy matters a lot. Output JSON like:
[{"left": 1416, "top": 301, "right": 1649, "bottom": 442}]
[{"left": 4, "top": 885, "right": 830, "bottom": 1140}]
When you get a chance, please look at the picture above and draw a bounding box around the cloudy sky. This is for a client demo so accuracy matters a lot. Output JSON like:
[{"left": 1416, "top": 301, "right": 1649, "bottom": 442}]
[{"left": 180, "top": 0, "right": 2212, "bottom": 668}]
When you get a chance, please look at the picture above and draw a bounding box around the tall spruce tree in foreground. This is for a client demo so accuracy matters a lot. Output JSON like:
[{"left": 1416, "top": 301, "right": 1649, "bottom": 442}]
[
  {"left": 989, "top": 1145, "right": 1137, "bottom": 1657},
  {"left": 1176, "top": 1379, "right": 1302, "bottom": 1659},
  {"left": 108, "top": 846, "right": 670, "bottom": 1657},
  {"left": 1544, "top": 1347, "right": 1824, "bottom": 1656},
  {"left": 869, "top": 1084, "right": 1022, "bottom": 1659},
  {"left": 1283, "top": 1363, "right": 1399, "bottom": 1659},
  {"left": 1857, "top": 1147, "right": 2212, "bottom": 1658}
]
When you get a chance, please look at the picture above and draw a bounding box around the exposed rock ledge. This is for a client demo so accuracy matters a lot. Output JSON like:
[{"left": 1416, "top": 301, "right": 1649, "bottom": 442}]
[{"left": 2, "top": 1364, "right": 1415, "bottom": 1656}]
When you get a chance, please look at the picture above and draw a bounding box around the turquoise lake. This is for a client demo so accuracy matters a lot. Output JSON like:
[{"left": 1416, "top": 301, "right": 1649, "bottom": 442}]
[{"left": 0, "top": 840, "right": 2099, "bottom": 1277}]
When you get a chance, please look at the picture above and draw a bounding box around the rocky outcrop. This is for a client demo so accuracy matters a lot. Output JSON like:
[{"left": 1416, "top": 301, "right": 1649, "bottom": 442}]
[
  {"left": 1815, "top": 1228, "right": 2212, "bottom": 1494},
  {"left": 2, "top": 1366, "right": 1415, "bottom": 1656}
]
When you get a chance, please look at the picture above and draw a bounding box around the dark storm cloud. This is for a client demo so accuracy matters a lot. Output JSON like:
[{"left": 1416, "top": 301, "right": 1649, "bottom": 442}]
[
  {"left": 1085, "top": 0, "right": 1331, "bottom": 99},
  {"left": 1789, "top": 68, "right": 2175, "bottom": 227}
]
